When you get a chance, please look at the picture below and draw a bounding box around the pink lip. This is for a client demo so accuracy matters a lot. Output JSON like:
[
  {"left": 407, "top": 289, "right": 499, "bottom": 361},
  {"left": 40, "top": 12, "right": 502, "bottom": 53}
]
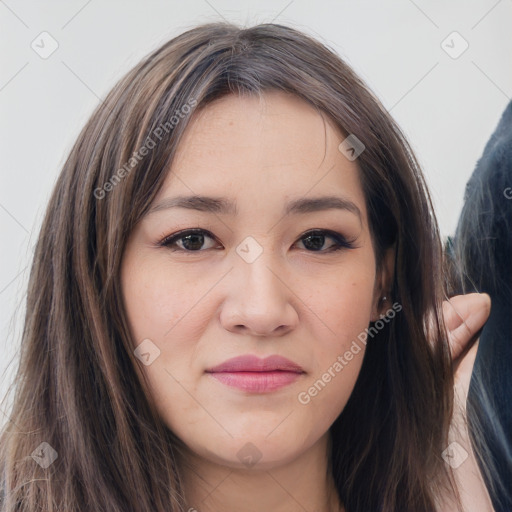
[{"left": 205, "top": 355, "right": 305, "bottom": 393}]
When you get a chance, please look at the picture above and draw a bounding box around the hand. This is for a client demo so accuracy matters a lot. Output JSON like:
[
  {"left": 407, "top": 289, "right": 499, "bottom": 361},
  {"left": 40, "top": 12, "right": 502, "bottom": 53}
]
[
  {"left": 443, "top": 292, "right": 491, "bottom": 407},
  {"left": 440, "top": 292, "right": 494, "bottom": 512},
  {"left": 443, "top": 292, "right": 491, "bottom": 367}
]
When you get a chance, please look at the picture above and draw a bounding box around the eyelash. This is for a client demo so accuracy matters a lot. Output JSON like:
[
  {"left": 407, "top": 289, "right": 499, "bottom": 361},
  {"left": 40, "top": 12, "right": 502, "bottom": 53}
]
[{"left": 157, "top": 228, "right": 356, "bottom": 254}]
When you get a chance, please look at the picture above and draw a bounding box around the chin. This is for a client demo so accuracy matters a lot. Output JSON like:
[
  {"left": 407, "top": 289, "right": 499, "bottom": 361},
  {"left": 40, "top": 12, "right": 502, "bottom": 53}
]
[{"left": 185, "top": 424, "right": 321, "bottom": 471}]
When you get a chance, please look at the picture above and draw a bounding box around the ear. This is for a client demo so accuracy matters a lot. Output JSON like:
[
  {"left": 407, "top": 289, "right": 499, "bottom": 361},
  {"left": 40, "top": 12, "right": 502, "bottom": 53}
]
[{"left": 370, "top": 245, "right": 395, "bottom": 322}]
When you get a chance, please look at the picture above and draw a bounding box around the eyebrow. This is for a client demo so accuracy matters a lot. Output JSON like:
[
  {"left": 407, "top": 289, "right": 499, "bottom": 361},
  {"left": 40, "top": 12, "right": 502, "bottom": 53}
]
[{"left": 146, "top": 195, "right": 362, "bottom": 220}]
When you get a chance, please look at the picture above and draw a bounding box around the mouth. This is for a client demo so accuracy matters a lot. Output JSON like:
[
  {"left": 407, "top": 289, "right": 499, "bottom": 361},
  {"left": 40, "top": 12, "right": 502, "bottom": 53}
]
[{"left": 205, "top": 355, "right": 305, "bottom": 393}]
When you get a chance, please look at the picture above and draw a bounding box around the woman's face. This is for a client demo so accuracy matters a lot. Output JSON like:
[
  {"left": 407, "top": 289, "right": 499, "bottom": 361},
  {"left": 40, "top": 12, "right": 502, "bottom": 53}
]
[{"left": 121, "top": 91, "right": 385, "bottom": 470}]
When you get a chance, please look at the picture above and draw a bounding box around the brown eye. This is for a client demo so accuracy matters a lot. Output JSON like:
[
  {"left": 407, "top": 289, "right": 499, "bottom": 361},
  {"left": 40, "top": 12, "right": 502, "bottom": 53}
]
[
  {"left": 296, "top": 230, "right": 356, "bottom": 252},
  {"left": 160, "top": 229, "right": 219, "bottom": 252}
]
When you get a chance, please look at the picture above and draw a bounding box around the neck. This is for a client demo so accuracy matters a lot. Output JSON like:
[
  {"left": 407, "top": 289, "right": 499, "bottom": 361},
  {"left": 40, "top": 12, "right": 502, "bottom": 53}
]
[{"left": 178, "top": 432, "right": 343, "bottom": 512}]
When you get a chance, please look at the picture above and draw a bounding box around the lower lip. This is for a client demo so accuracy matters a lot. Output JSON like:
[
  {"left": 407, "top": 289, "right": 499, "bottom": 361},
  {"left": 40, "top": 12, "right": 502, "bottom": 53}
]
[{"left": 207, "top": 371, "right": 303, "bottom": 392}]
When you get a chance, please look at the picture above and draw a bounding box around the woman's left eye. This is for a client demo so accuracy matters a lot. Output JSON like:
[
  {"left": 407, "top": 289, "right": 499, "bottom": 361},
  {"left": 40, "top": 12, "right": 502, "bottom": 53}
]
[
  {"left": 158, "top": 229, "right": 355, "bottom": 253},
  {"left": 295, "top": 230, "right": 356, "bottom": 252}
]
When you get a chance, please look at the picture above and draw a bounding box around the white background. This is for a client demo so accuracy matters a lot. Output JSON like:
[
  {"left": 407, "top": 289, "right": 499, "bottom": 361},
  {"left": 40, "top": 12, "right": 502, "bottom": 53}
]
[{"left": 1, "top": 0, "right": 511, "bottom": 419}]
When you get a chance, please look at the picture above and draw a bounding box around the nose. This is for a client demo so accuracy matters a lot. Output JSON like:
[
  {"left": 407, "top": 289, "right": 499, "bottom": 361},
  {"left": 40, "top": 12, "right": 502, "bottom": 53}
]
[{"left": 219, "top": 250, "right": 299, "bottom": 337}]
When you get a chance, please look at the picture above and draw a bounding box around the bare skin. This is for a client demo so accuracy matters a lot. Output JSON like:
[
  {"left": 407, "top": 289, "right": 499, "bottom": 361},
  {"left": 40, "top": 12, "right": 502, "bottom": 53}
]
[
  {"left": 121, "top": 92, "right": 492, "bottom": 512},
  {"left": 441, "top": 294, "right": 494, "bottom": 512}
]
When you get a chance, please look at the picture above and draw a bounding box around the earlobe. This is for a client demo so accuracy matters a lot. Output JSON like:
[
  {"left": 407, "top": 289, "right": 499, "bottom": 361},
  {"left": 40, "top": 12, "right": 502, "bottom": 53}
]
[
  {"left": 370, "top": 294, "right": 388, "bottom": 322},
  {"left": 370, "top": 245, "right": 396, "bottom": 321}
]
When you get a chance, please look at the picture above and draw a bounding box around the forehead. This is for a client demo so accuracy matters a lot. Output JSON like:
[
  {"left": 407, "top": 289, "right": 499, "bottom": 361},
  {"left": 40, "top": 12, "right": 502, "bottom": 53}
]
[{"left": 157, "top": 92, "right": 368, "bottom": 223}]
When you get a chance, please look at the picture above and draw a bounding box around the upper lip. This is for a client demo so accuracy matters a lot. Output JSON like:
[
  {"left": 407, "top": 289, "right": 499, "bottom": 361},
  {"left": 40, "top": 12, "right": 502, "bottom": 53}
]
[{"left": 206, "top": 355, "right": 305, "bottom": 373}]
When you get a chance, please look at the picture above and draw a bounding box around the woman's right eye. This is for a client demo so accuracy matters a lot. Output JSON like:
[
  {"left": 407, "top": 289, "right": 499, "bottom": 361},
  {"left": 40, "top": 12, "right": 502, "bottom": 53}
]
[{"left": 159, "top": 229, "right": 220, "bottom": 252}]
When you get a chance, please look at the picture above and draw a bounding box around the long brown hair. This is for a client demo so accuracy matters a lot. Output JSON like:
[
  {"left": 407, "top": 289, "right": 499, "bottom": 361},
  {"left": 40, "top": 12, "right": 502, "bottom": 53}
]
[{"left": 1, "top": 22, "right": 457, "bottom": 511}]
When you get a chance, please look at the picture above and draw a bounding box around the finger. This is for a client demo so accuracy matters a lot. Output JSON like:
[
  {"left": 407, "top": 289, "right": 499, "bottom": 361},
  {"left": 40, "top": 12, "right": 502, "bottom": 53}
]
[
  {"left": 443, "top": 293, "right": 491, "bottom": 360},
  {"left": 443, "top": 293, "right": 491, "bottom": 333}
]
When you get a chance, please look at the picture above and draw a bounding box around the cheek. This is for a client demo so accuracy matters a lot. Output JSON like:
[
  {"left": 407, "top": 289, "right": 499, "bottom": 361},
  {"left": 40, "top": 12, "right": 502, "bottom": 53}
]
[
  {"left": 120, "top": 258, "right": 219, "bottom": 411},
  {"left": 302, "top": 261, "right": 376, "bottom": 346},
  {"left": 294, "top": 262, "right": 376, "bottom": 418},
  {"left": 121, "top": 262, "right": 214, "bottom": 437},
  {"left": 121, "top": 259, "right": 213, "bottom": 348}
]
